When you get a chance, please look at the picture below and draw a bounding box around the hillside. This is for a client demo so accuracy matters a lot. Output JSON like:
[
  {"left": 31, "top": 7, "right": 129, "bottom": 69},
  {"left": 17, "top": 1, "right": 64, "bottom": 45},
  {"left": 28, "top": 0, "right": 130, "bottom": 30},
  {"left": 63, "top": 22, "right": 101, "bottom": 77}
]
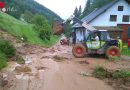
[
  {"left": 0, "top": 13, "right": 59, "bottom": 47},
  {"left": 1, "top": 0, "right": 62, "bottom": 24}
]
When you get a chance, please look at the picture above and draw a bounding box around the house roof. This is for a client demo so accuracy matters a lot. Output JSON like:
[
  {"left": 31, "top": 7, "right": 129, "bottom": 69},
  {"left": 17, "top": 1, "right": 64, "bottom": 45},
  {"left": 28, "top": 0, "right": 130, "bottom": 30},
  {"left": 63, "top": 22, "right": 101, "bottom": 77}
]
[{"left": 73, "top": 0, "right": 128, "bottom": 28}]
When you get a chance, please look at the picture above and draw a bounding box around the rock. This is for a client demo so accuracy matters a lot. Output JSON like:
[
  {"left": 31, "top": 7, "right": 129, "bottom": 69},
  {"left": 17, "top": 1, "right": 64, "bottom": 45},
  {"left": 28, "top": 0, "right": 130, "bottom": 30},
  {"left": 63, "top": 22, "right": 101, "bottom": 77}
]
[
  {"left": 0, "top": 72, "right": 8, "bottom": 87},
  {"left": 15, "top": 74, "right": 24, "bottom": 79},
  {"left": 0, "top": 80, "right": 8, "bottom": 87},
  {"left": 15, "top": 66, "right": 32, "bottom": 73},
  {"left": 79, "top": 72, "right": 90, "bottom": 77},
  {"left": 0, "top": 72, "right": 3, "bottom": 79},
  {"left": 35, "top": 66, "right": 47, "bottom": 70}
]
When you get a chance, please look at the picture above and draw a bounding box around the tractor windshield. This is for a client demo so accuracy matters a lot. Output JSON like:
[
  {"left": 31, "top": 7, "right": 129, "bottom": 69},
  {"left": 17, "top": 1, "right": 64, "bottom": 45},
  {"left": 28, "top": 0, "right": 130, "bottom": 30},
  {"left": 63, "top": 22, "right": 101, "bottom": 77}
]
[{"left": 100, "top": 31, "right": 110, "bottom": 41}]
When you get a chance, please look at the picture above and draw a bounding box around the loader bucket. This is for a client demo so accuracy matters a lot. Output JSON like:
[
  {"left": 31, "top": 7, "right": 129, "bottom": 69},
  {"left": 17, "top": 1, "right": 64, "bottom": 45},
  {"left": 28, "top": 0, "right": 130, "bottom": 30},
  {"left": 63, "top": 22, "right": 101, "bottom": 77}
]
[{"left": 52, "top": 20, "right": 64, "bottom": 35}]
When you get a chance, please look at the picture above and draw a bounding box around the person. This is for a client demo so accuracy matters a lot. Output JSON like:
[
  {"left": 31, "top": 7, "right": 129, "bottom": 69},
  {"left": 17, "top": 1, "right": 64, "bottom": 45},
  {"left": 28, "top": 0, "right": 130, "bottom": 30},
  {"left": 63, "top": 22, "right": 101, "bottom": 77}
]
[
  {"left": 128, "top": 38, "right": 130, "bottom": 50},
  {"left": 94, "top": 33, "right": 99, "bottom": 41},
  {"left": 117, "top": 36, "right": 122, "bottom": 51},
  {"left": 91, "top": 33, "right": 100, "bottom": 49}
]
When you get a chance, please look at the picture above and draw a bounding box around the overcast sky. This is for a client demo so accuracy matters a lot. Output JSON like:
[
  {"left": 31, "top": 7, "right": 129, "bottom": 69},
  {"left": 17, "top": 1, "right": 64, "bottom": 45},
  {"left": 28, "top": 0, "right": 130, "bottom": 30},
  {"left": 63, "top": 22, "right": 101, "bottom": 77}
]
[{"left": 35, "top": 0, "right": 86, "bottom": 19}]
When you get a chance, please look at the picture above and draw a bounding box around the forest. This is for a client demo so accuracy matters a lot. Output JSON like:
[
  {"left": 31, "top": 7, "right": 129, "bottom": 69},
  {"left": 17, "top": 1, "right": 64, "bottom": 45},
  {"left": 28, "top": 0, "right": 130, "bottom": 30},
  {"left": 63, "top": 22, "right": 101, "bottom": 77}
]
[{"left": 0, "top": 0, "right": 62, "bottom": 24}]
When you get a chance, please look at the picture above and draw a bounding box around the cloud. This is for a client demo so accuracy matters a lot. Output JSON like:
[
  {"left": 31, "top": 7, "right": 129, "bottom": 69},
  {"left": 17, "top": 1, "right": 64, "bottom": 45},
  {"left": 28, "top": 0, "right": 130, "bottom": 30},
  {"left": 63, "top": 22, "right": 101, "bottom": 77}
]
[{"left": 35, "top": 0, "right": 86, "bottom": 19}]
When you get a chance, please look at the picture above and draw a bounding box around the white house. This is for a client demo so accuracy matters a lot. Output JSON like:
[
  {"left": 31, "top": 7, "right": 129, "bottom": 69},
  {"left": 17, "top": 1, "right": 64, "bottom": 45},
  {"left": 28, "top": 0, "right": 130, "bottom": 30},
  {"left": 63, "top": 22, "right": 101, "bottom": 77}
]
[{"left": 73, "top": 0, "right": 130, "bottom": 43}]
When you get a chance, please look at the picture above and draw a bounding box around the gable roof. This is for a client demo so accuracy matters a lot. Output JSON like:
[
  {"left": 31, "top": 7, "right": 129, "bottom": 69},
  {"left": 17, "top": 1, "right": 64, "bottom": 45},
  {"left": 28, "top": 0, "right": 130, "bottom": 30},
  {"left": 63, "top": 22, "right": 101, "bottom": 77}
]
[{"left": 73, "top": 0, "right": 128, "bottom": 28}]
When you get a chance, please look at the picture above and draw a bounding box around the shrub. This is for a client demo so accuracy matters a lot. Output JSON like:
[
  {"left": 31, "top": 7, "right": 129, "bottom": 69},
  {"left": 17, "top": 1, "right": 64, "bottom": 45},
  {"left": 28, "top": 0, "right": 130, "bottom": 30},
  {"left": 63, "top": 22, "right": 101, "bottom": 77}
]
[
  {"left": 112, "top": 70, "right": 130, "bottom": 79},
  {"left": 0, "top": 53, "right": 7, "bottom": 70},
  {"left": 15, "top": 55, "right": 25, "bottom": 64},
  {"left": 93, "top": 66, "right": 130, "bottom": 80},
  {"left": 31, "top": 14, "right": 52, "bottom": 41},
  {"left": 93, "top": 66, "right": 107, "bottom": 79},
  {"left": 39, "top": 30, "right": 51, "bottom": 40},
  {"left": 0, "top": 39, "right": 16, "bottom": 58}
]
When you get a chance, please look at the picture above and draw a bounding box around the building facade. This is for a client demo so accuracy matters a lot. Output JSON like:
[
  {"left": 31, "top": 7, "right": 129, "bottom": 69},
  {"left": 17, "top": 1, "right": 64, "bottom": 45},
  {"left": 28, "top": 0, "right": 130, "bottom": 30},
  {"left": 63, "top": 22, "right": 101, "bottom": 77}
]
[{"left": 73, "top": 0, "right": 130, "bottom": 43}]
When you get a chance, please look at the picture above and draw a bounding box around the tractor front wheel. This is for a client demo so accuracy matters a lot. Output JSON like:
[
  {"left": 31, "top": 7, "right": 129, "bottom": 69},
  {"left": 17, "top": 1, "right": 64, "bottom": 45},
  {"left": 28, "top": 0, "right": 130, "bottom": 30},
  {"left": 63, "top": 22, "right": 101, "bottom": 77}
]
[
  {"left": 72, "top": 44, "right": 87, "bottom": 58},
  {"left": 106, "top": 46, "right": 121, "bottom": 57}
]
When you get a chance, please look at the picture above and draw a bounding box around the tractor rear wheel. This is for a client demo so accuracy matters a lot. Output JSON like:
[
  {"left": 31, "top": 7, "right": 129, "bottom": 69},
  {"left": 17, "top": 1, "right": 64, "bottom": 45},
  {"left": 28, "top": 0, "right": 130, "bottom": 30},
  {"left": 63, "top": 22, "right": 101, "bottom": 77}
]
[
  {"left": 72, "top": 44, "right": 86, "bottom": 58},
  {"left": 106, "top": 46, "right": 121, "bottom": 57}
]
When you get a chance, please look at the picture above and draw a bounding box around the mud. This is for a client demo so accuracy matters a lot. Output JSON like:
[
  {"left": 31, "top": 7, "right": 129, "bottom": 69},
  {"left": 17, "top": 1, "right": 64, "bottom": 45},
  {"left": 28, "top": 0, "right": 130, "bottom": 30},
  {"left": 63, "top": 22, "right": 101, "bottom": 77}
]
[
  {"left": 0, "top": 43, "right": 116, "bottom": 90},
  {"left": 0, "top": 30, "right": 130, "bottom": 90}
]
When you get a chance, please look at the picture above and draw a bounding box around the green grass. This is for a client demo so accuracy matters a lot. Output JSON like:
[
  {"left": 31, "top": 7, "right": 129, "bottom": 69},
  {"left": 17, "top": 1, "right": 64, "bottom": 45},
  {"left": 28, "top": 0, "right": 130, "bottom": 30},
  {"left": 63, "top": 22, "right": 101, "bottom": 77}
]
[
  {"left": 0, "top": 53, "right": 7, "bottom": 70},
  {"left": 122, "top": 44, "right": 130, "bottom": 56},
  {"left": 0, "top": 13, "right": 59, "bottom": 47},
  {"left": 112, "top": 70, "right": 130, "bottom": 79},
  {"left": 93, "top": 66, "right": 130, "bottom": 80},
  {"left": 93, "top": 66, "right": 107, "bottom": 79}
]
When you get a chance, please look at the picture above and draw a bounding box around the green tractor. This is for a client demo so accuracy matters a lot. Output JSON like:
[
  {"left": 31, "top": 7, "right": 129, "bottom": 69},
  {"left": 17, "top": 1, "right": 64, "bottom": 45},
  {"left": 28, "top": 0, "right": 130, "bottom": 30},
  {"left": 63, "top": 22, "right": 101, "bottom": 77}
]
[{"left": 72, "top": 30, "right": 122, "bottom": 58}]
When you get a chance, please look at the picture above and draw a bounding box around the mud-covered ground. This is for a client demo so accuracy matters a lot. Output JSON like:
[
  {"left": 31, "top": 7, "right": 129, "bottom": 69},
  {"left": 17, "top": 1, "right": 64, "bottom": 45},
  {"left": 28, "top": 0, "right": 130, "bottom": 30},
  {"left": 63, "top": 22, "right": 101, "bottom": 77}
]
[{"left": 0, "top": 31, "right": 130, "bottom": 90}]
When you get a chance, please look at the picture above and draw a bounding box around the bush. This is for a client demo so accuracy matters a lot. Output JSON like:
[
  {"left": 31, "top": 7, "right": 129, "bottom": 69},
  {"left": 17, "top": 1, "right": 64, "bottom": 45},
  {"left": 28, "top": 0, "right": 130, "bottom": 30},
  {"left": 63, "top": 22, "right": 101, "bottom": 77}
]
[
  {"left": 112, "top": 70, "right": 130, "bottom": 79},
  {"left": 31, "top": 14, "right": 52, "bottom": 41},
  {"left": 39, "top": 30, "right": 51, "bottom": 40},
  {"left": 0, "top": 53, "right": 7, "bottom": 70},
  {"left": 93, "top": 66, "right": 130, "bottom": 80},
  {"left": 93, "top": 66, "right": 107, "bottom": 79},
  {"left": 15, "top": 55, "right": 25, "bottom": 64},
  {"left": 0, "top": 39, "right": 16, "bottom": 58}
]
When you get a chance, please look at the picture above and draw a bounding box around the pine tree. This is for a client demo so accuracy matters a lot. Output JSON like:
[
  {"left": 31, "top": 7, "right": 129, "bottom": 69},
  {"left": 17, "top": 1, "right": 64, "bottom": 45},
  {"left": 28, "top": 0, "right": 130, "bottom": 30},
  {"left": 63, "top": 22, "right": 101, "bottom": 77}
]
[
  {"left": 81, "top": 0, "right": 112, "bottom": 18},
  {"left": 81, "top": 0, "right": 92, "bottom": 18},
  {"left": 78, "top": 5, "right": 82, "bottom": 18},
  {"left": 73, "top": 7, "right": 79, "bottom": 17},
  {"left": 91, "top": 0, "right": 112, "bottom": 9}
]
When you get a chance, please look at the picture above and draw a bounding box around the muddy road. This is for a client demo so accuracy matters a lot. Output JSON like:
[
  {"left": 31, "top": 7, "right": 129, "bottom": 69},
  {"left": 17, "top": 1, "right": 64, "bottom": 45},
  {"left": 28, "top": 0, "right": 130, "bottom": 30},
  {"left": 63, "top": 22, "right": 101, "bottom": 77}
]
[{"left": 1, "top": 40, "right": 130, "bottom": 90}]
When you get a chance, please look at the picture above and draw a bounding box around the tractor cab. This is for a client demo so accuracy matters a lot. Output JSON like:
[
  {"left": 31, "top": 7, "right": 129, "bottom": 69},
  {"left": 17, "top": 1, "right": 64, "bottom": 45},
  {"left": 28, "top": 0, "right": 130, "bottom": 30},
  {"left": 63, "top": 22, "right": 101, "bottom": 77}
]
[{"left": 85, "top": 30, "right": 111, "bottom": 50}]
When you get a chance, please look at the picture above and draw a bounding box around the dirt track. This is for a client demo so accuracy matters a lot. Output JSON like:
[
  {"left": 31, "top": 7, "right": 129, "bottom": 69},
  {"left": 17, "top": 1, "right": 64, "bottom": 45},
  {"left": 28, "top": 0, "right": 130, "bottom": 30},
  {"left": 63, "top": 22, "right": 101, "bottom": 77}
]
[{"left": 0, "top": 42, "right": 118, "bottom": 90}]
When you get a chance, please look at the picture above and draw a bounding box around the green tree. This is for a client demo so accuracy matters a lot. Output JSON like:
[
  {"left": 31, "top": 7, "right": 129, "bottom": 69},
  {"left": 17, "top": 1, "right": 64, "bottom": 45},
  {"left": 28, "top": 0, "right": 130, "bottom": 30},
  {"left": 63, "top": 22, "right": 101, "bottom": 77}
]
[
  {"left": 91, "top": 0, "right": 112, "bottom": 9},
  {"left": 73, "top": 7, "right": 79, "bottom": 17},
  {"left": 1, "top": 0, "right": 62, "bottom": 24},
  {"left": 81, "top": 0, "right": 112, "bottom": 18},
  {"left": 78, "top": 5, "right": 82, "bottom": 18},
  {"left": 64, "top": 22, "right": 72, "bottom": 38},
  {"left": 31, "top": 14, "right": 52, "bottom": 40},
  {"left": 81, "top": 0, "right": 92, "bottom": 18},
  {"left": 22, "top": 11, "right": 33, "bottom": 23},
  {"left": 73, "top": 6, "right": 82, "bottom": 18}
]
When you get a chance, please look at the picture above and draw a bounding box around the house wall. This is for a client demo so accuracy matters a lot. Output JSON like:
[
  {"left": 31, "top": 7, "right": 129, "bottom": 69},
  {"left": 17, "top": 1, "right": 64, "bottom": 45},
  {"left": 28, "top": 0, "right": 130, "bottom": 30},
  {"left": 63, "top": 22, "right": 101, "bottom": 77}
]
[{"left": 90, "top": 0, "right": 130, "bottom": 26}]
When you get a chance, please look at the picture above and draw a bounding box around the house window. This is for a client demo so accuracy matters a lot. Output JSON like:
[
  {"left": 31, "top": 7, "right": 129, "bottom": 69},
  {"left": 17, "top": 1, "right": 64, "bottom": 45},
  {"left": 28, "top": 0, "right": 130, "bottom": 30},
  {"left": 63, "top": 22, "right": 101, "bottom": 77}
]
[
  {"left": 118, "top": 6, "right": 124, "bottom": 11},
  {"left": 122, "top": 15, "right": 130, "bottom": 22},
  {"left": 110, "top": 15, "right": 117, "bottom": 22}
]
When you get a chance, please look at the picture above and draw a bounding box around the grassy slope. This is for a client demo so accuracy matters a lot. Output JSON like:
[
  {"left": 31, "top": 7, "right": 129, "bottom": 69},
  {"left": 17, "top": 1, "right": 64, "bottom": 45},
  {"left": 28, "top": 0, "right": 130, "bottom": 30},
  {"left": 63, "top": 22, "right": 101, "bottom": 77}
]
[{"left": 0, "top": 13, "right": 59, "bottom": 47}]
